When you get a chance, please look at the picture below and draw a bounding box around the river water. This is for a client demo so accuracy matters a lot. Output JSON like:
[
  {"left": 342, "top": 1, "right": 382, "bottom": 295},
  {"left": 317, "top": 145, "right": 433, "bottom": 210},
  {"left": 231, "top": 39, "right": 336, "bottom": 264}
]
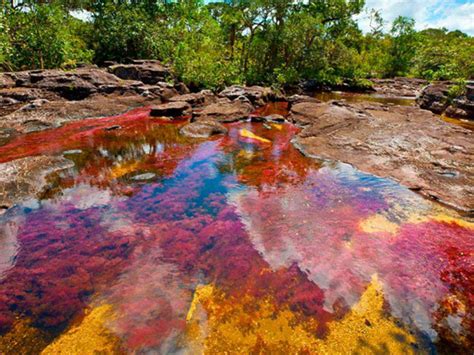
[{"left": 0, "top": 106, "right": 472, "bottom": 353}]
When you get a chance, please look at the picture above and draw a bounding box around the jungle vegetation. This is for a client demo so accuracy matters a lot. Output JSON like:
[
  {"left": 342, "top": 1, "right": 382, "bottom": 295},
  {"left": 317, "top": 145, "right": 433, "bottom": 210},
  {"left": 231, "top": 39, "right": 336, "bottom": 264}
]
[{"left": 1, "top": 0, "right": 473, "bottom": 89}]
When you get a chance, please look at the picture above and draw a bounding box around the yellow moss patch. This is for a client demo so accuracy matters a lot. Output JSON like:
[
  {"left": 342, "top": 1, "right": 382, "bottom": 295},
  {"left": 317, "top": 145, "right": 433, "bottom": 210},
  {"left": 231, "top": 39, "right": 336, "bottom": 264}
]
[
  {"left": 240, "top": 129, "right": 271, "bottom": 144},
  {"left": 185, "top": 275, "right": 419, "bottom": 354},
  {"left": 0, "top": 318, "right": 51, "bottom": 354},
  {"left": 359, "top": 214, "right": 400, "bottom": 235},
  {"left": 42, "top": 304, "right": 123, "bottom": 355}
]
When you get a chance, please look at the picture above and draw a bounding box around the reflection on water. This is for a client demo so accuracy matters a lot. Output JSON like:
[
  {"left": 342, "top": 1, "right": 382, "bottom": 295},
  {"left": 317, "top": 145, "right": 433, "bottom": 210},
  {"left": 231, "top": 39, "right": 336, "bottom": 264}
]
[
  {"left": 314, "top": 91, "right": 416, "bottom": 106},
  {"left": 0, "top": 108, "right": 473, "bottom": 354}
]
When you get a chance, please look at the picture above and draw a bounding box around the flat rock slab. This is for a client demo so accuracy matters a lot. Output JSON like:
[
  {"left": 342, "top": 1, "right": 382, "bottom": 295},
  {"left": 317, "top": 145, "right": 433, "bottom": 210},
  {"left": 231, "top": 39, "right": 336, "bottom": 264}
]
[
  {"left": 180, "top": 120, "right": 228, "bottom": 138},
  {"left": 193, "top": 100, "right": 254, "bottom": 123},
  {"left": 291, "top": 101, "right": 474, "bottom": 213},
  {"left": 0, "top": 156, "right": 74, "bottom": 210},
  {"left": 150, "top": 101, "right": 191, "bottom": 117}
]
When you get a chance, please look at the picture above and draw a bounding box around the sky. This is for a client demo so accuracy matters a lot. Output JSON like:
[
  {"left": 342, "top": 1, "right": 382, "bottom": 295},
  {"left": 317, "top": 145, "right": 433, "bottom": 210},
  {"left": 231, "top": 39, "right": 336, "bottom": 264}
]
[
  {"left": 355, "top": 0, "right": 474, "bottom": 35},
  {"left": 71, "top": 0, "right": 474, "bottom": 36}
]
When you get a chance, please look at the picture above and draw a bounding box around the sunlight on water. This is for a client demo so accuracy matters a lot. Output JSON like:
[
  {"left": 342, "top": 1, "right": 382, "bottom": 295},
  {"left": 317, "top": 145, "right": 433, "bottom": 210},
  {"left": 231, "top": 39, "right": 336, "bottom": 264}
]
[{"left": 0, "top": 107, "right": 472, "bottom": 354}]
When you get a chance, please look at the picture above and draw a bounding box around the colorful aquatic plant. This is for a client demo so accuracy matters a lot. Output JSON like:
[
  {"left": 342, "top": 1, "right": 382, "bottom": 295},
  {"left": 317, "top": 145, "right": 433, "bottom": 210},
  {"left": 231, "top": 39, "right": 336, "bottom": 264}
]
[{"left": 0, "top": 107, "right": 473, "bottom": 353}]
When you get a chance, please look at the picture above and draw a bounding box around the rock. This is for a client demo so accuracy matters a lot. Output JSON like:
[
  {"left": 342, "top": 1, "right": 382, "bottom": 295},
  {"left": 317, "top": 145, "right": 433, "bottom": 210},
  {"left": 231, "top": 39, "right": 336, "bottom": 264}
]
[
  {"left": 0, "top": 74, "right": 15, "bottom": 89},
  {"left": 193, "top": 100, "right": 254, "bottom": 123},
  {"left": 263, "top": 114, "right": 285, "bottom": 122},
  {"left": 417, "top": 83, "right": 450, "bottom": 114},
  {"left": 219, "top": 85, "right": 276, "bottom": 105},
  {"left": 150, "top": 101, "right": 191, "bottom": 117},
  {"left": 180, "top": 120, "right": 228, "bottom": 138},
  {"left": 0, "top": 97, "right": 19, "bottom": 106},
  {"left": 19, "top": 99, "right": 49, "bottom": 111},
  {"left": 63, "top": 149, "right": 83, "bottom": 155},
  {"left": 0, "top": 156, "right": 74, "bottom": 208},
  {"left": 108, "top": 62, "right": 171, "bottom": 85},
  {"left": 466, "top": 85, "right": 474, "bottom": 101},
  {"left": 131, "top": 173, "right": 156, "bottom": 181},
  {"left": 0, "top": 128, "right": 18, "bottom": 146},
  {"left": 418, "top": 83, "right": 474, "bottom": 119},
  {"left": 174, "top": 82, "right": 190, "bottom": 95},
  {"left": 0, "top": 88, "right": 43, "bottom": 102},
  {"left": 22, "top": 119, "right": 54, "bottom": 133},
  {"left": 292, "top": 102, "right": 474, "bottom": 213},
  {"left": 170, "top": 90, "right": 216, "bottom": 107},
  {"left": 287, "top": 95, "right": 321, "bottom": 108},
  {"left": 104, "top": 125, "right": 122, "bottom": 131},
  {"left": 251, "top": 113, "right": 286, "bottom": 123},
  {"left": 371, "top": 77, "right": 427, "bottom": 98},
  {"left": 289, "top": 101, "right": 354, "bottom": 126}
]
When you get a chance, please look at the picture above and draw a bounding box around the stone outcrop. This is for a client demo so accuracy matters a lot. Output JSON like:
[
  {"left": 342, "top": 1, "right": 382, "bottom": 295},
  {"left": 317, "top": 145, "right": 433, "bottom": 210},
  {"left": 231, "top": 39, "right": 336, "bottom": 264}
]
[
  {"left": 150, "top": 101, "right": 191, "bottom": 118},
  {"left": 371, "top": 77, "right": 428, "bottom": 98},
  {"left": 180, "top": 120, "right": 228, "bottom": 138},
  {"left": 193, "top": 99, "right": 254, "bottom": 123},
  {"left": 417, "top": 82, "right": 474, "bottom": 119},
  {"left": 219, "top": 85, "right": 278, "bottom": 106},
  {"left": 291, "top": 100, "right": 474, "bottom": 213},
  {"left": 107, "top": 60, "right": 172, "bottom": 84}
]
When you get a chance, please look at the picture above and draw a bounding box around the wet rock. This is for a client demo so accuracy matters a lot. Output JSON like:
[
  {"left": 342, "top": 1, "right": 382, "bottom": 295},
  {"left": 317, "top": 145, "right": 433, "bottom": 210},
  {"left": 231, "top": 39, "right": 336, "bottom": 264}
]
[
  {"left": 417, "top": 83, "right": 450, "bottom": 114},
  {"left": 180, "top": 120, "right": 228, "bottom": 138},
  {"left": 293, "top": 102, "right": 474, "bottom": 213},
  {"left": 193, "top": 100, "right": 254, "bottom": 123},
  {"left": 219, "top": 85, "right": 277, "bottom": 105},
  {"left": 108, "top": 61, "right": 171, "bottom": 85},
  {"left": 150, "top": 102, "right": 191, "bottom": 118},
  {"left": 0, "top": 156, "right": 74, "bottom": 208}
]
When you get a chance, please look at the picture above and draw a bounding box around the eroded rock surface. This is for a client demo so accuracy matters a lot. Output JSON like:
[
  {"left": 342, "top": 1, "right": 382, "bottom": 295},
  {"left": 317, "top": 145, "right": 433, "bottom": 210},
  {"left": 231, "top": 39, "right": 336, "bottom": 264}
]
[
  {"left": 0, "top": 156, "right": 74, "bottom": 211},
  {"left": 291, "top": 101, "right": 474, "bottom": 213}
]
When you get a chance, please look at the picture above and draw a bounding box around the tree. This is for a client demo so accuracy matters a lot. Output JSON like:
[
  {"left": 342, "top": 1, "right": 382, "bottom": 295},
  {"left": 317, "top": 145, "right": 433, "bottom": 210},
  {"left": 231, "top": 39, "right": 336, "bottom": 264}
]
[{"left": 388, "top": 16, "right": 416, "bottom": 76}]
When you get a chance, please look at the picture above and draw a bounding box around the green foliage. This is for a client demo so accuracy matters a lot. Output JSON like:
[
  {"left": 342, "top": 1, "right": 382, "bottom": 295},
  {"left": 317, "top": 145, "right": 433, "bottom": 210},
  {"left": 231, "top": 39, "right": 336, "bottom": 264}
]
[
  {"left": 0, "top": 1, "right": 472, "bottom": 88},
  {"left": 447, "top": 79, "right": 467, "bottom": 101},
  {"left": 1, "top": 3, "right": 92, "bottom": 70}
]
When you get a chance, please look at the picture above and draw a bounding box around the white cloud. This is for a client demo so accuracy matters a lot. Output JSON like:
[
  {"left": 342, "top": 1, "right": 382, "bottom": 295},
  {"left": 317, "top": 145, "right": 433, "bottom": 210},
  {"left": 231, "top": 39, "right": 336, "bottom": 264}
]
[{"left": 355, "top": 0, "right": 474, "bottom": 35}]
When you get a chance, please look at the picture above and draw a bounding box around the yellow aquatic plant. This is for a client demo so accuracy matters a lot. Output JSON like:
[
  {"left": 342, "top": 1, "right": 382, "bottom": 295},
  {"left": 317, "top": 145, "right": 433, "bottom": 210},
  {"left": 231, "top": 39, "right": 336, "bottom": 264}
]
[
  {"left": 42, "top": 304, "right": 123, "bottom": 355},
  {"left": 185, "top": 275, "right": 420, "bottom": 354},
  {"left": 240, "top": 129, "right": 271, "bottom": 144}
]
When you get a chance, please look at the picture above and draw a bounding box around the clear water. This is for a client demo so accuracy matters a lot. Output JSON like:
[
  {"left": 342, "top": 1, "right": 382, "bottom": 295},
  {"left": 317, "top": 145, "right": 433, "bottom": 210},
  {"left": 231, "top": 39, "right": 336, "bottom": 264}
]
[{"left": 0, "top": 107, "right": 472, "bottom": 354}]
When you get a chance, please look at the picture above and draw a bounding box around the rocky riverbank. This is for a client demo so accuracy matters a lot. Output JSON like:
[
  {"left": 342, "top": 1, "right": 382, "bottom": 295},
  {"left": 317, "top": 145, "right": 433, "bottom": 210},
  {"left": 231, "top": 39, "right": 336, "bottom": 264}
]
[{"left": 0, "top": 63, "right": 473, "bottom": 215}]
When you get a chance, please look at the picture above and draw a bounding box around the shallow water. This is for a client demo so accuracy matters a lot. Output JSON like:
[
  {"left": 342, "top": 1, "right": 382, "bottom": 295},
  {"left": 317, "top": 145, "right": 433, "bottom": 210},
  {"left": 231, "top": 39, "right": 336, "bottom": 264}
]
[{"left": 0, "top": 107, "right": 473, "bottom": 354}]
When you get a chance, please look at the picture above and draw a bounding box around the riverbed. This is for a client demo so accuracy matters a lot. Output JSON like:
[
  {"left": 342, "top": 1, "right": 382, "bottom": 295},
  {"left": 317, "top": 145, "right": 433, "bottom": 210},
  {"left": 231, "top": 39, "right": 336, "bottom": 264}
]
[{"left": 0, "top": 105, "right": 472, "bottom": 353}]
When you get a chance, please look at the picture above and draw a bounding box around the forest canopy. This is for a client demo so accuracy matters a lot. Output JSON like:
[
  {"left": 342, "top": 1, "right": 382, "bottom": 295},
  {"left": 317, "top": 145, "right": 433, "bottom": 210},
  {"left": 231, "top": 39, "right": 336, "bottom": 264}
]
[{"left": 1, "top": 0, "right": 473, "bottom": 89}]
